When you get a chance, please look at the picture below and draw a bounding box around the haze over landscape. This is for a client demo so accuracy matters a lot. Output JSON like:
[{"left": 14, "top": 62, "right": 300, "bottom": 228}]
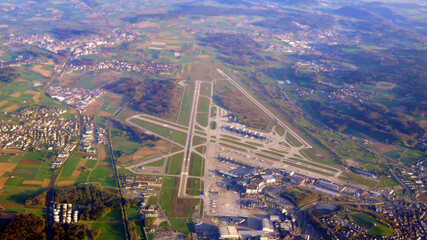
[{"left": 0, "top": 0, "right": 426, "bottom": 239}]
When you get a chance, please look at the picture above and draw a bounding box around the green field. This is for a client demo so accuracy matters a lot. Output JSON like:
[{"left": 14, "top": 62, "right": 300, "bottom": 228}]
[
  {"left": 197, "top": 96, "right": 210, "bottom": 113},
  {"left": 0, "top": 154, "right": 12, "bottom": 163},
  {"left": 130, "top": 118, "right": 187, "bottom": 145},
  {"left": 163, "top": 176, "right": 180, "bottom": 188},
  {"left": 99, "top": 209, "right": 122, "bottom": 222},
  {"left": 275, "top": 124, "right": 285, "bottom": 136},
  {"left": 220, "top": 138, "right": 258, "bottom": 150},
  {"left": 91, "top": 222, "right": 126, "bottom": 240},
  {"left": 200, "top": 82, "right": 211, "bottom": 97},
  {"left": 211, "top": 106, "right": 217, "bottom": 118},
  {"left": 339, "top": 172, "right": 378, "bottom": 187},
  {"left": 177, "top": 85, "right": 194, "bottom": 125},
  {"left": 166, "top": 153, "right": 184, "bottom": 175},
  {"left": 21, "top": 151, "right": 46, "bottom": 162},
  {"left": 0, "top": 186, "right": 47, "bottom": 210},
  {"left": 11, "top": 165, "right": 38, "bottom": 179},
  {"left": 285, "top": 133, "right": 302, "bottom": 147},
  {"left": 168, "top": 218, "right": 194, "bottom": 234},
  {"left": 261, "top": 149, "right": 285, "bottom": 158},
  {"left": 159, "top": 187, "right": 176, "bottom": 216},
  {"left": 192, "top": 136, "right": 206, "bottom": 146},
  {"left": 112, "top": 143, "right": 143, "bottom": 154},
  {"left": 343, "top": 213, "right": 394, "bottom": 236},
  {"left": 59, "top": 156, "right": 81, "bottom": 179},
  {"left": 186, "top": 177, "right": 203, "bottom": 196},
  {"left": 196, "top": 113, "right": 209, "bottom": 127},
  {"left": 85, "top": 160, "right": 97, "bottom": 169},
  {"left": 189, "top": 153, "right": 204, "bottom": 177},
  {"left": 126, "top": 206, "right": 140, "bottom": 221},
  {"left": 89, "top": 164, "right": 116, "bottom": 187},
  {"left": 144, "top": 158, "right": 165, "bottom": 167},
  {"left": 147, "top": 196, "right": 158, "bottom": 205}
]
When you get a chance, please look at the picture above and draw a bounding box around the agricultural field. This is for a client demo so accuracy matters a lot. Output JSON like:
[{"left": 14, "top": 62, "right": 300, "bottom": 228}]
[
  {"left": 57, "top": 155, "right": 88, "bottom": 187},
  {"left": 188, "top": 153, "right": 204, "bottom": 177}
]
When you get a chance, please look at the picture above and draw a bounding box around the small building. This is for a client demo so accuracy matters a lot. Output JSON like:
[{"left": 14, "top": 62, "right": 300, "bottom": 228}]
[
  {"left": 219, "top": 226, "right": 240, "bottom": 239},
  {"left": 262, "top": 175, "right": 276, "bottom": 184},
  {"left": 246, "top": 184, "right": 258, "bottom": 194},
  {"left": 262, "top": 219, "right": 274, "bottom": 233}
]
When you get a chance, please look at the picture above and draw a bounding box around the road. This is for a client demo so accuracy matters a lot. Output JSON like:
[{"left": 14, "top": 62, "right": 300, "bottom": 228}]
[{"left": 216, "top": 69, "right": 311, "bottom": 149}]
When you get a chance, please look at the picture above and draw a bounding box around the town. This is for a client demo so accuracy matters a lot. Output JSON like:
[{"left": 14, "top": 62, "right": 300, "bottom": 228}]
[
  {"left": 47, "top": 86, "right": 104, "bottom": 113},
  {"left": 0, "top": 107, "right": 78, "bottom": 151}
]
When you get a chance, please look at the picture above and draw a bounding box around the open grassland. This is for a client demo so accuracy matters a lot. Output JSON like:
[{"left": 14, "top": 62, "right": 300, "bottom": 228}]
[
  {"left": 285, "top": 133, "right": 302, "bottom": 147},
  {"left": 200, "top": 82, "right": 211, "bottom": 97},
  {"left": 91, "top": 222, "right": 126, "bottom": 240},
  {"left": 192, "top": 136, "right": 206, "bottom": 146},
  {"left": 144, "top": 158, "right": 165, "bottom": 167},
  {"left": 342, "top": 213, "right": 394, "bottom": 236},
  {"left": 59, "top": 156, "right": 81, "bottom": 179},
  {"left": 163, "top": 176, "right": 180, "bottom": 188},
  {"left": 189, "top": 153, "right": 204, "bottom": 177},
  {"left": 198, "top": 96, "right": 210, "bottom": 113},
  {"left": 339, "top": 172, "right": 378, "bottom": 188},
  {"left": 0, "top": 185, "right": 47, "bottom": 213},
  {"left": 186, "top": 177, "right": 203, "bottom": 196},
  {"left": 89, "top": 150, "right": 116, "bottom": 187},
  {"left": 177, "top": 85, "right": 193, "bottom": 125},
  {"left": 166, "top": 152, "right": 184, "bottom": 175},
  {"left": 183, "top": 60, "right": 222, "bottom": 83},
  {"left": 169, "top": 218, "right": 194, "bottom": 235},
  {"left": 220, "top": 138, "right": 257, "bottom": 150},
  {"left": 196, "top": 113, "right": 208, "bottom": 127},
  {"left": 214, "top": 80, "right": 273, "bottom": 130},
  {"left": 130, "top": 118, "right": 187, "bottom": 145}
]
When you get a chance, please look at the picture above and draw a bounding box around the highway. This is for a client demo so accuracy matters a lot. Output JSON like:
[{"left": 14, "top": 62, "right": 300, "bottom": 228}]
[{"left": 216, "top": 69, "right": 311, "bottom": 149}]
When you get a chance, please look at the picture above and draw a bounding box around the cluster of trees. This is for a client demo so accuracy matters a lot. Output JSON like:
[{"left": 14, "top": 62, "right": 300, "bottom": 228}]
[
  {"left": 108, "top": 118, "right": 160, "bottom": 145},
  {"left": 70, "top": 58, "right": 98, "bottom": 66},
  {"left": 51, "top": 28, "right": 96, "bottom": 40},
  {"left": 53, "top": 184, "right": 139, "bottom": 220},
  {"left": 0, "top": 213, "right": 102, "bottom": 240},
  {"left": 104, "top": 77, "right": 178, "bottom": 119},
  {"left": 52, "top": 222, "right": 89, "bottom": 240},
  {"left": 0, "top": 213, "right": 46, "bottom": 240},
  {"left": 310, "top": 100, "right": 425, "bottom": 147},
  {"left": 27, "top": 184, "right": 138, "bottom": 221},
  {"left": 198, "top": 34, "right": 262, "bottom": 66},
  {"left": 25, "top": 190, "right": 47, "bottom": 207},
  {"left": 280, "top": 187, "right": 319, "bottom": 208},
  {"left": 344, "top": 49, "right": 426, "bottom": 101},
  {"left": 0, "top": 67, "right": 21, "bottom": 84}
]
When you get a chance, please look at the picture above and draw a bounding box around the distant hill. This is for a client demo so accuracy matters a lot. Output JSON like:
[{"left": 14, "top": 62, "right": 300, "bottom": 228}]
[
  {"left": 273, "top": 0, "right": 319, "bottom": 6},
  {"left": 335, "top": 6, "right": 380, "bottom": 20}
]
